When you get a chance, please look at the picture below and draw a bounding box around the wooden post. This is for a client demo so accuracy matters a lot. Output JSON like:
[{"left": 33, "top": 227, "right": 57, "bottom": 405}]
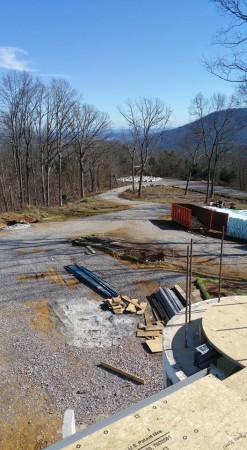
[{"left": 218, "top": 226, "right": 224, "bottom": 303}]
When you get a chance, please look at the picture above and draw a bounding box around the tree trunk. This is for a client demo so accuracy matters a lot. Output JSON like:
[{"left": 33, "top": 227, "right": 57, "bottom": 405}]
[
  {"left": 17, "top": 153, "right": 24, "bottom": 208},
  {"left": 79, "top": 157, "right": 85, "bottom": 198},
  {"left": 25, "top": 144, "right": 31, "bottom": 206},
  {"left": 89, "top": 168, "right": 95, "bottom": 192},
  {"left": 185, "top": 171, "right": 192, "bottom": 195},
  {"left": 138, "top": 163, "right": 144, "bottom": 198},
  {"left": 46, "top": 166, "right": 51, "bottom": 207},
  {"left": 132, "top": 157, "right": 135, "bottom": 192},
  {"left": 210, "top": 170, "right": 215, "bottom": 198},
  {"left": 0, "top": 162, "right": 9, "bottom": 211},
  {"left": 58, "top": 152, "right": 62, "bottom": 207},
  {"left": 41, "top": 150, "right": 46, "bottom": 206},
  {"left": 210, "top": 158, "right": 218, "bottom": 198},
  {"left": 205, "top": 161, "right": 211, "bottom": 204}
]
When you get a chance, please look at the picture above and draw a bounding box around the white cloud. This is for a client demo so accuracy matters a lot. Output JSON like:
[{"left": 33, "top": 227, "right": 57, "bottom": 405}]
[
  {"left": 0, "top": 47, "right": 32, "bottom": 71},
  {"left": 39, "top": 72, "right": 72, "bottom": 79}
]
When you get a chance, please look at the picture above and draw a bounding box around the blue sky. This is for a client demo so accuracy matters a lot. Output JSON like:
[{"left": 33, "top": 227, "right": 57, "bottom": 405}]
[{"left": 0, "top": 0, "right": 234, "bottom": 128}]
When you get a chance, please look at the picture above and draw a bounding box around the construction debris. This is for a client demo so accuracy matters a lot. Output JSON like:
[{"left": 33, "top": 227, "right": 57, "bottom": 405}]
[
  {"left": 86, "top": 245, "right": 96, "bottom": 254},
  {"left": 145, "top": 336, "right": 163, "bottom": 353},
  {"left": 64, "top": 266, "right": 189, "bottom": 357},
  {"left": 136, "top": 329, "right": 160, "bottom": 338},
  {"left": 135, "top": 308, "right": 164, "bottom": 348},
  {"left": 99, "top": 362, "right": 145, "bottom": 384},
  {"left": 103, "top": 294, "right": 147, "bottom": 316}
]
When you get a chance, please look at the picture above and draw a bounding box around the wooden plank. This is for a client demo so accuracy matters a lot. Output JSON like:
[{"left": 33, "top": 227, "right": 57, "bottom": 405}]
[
  {"left": 145, "top": 337, "right": 163, "bottom": 353},
  {"left": 86, "top": 245, "right": 96, "bottom": 254},
  {"left": 136, "top": 329, "right": 160, "bottom": 337},
  {"left": 111, "top": 296, "right": 124, "bottom": 305},
  {"left": 152, "top": 307, "right": 160, "bottom": 321},
  {"left": 99, "top": 362, "right": 145, "bottom": 384},
  {"left": 137, "top": 322, "right": 145, "bottom": 329},
  {"left": 136, "top": 302, "right": 147, "bottom": 315},
  {"left": 144, "top": 311, "right": 153, "bottom": 327},
  {"left": 125, "top": 303, "right": 137, "bottom": 313},
  {"left": 145, "top": 324, "right": 163, "bottom": 331},
  {"left": 173, "top": 284, "right": 186, "bottom": 306},
  {"left": 121, "top": 295, "right": 140, "bottom": 307}
]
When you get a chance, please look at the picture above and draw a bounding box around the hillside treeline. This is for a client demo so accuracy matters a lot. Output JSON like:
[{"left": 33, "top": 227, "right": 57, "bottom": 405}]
[
  {"left": 0, "top": 71, "right": 246, "bottom": 212},
  {"left": 0, "top": 71, "right": 130, "bottom": 211}
]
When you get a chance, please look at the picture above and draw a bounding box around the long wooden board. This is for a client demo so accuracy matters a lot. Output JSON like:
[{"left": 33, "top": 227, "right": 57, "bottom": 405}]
[
  {"left": 144, "top": 311, "right": 153, "bottom": 327},
  {"left": 99, "top": 362, "right": 145, "bottom": 384},
  {"left": 121, "top": 295, "right": 141, "bottom": 307},
  {"left": 136, "top": 329, "right": 160, "bottom": 338}
]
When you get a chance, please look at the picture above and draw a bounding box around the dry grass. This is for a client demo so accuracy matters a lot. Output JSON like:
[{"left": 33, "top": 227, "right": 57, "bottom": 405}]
[
  {"left": 0, "top": 198, "right": 130, "bottom": 226},
  {"left": 120, "top": 184, "right": 247, "bottom": 208}
]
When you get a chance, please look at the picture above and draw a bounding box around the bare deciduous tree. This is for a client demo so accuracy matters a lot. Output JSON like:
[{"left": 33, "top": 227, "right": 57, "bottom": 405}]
[
  {"left": 119, "top": 97, "right": 172, "bottom": 197},
  {"left": 0, "top": 71, "right": 42, "bottom": 207},
  {"left": 189, "top": 92, "right": 239, "bottom": 202},
  {"left": 72, "top": 104, "right": 111, "bottom": 198},
  {"left": 182, "top": 131, "right": 203, "bottom": 195},
  {"left": 206, "top": 0, "right": 247, "bottom": 82},
  {"left": 49, "top": 79, "right": 79, "bottom": 206}
]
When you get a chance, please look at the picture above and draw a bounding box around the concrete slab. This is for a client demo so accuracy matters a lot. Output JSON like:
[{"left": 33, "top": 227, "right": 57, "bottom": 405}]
[{"left": 203, "top": 296, "right": 247, "bottom": 368}]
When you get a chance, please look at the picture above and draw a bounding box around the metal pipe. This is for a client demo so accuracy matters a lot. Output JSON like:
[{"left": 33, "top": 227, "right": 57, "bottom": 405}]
[
  {"left": 185, "top": 245, "right": 189, "bottom": 324},
  {"left": 218, "top": 226, "right": 224, "bottom": 303},
  {"left": 189, "top": 239, "right": 193, "bottom": 322},
  {"left": 185, "top": 245, "right": 189, "bottom": 347}
]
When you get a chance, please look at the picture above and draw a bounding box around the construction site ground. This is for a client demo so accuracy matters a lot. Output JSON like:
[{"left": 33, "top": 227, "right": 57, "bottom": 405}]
[{"left": 1, "top": 180, "right": 247, "bottom": 449}]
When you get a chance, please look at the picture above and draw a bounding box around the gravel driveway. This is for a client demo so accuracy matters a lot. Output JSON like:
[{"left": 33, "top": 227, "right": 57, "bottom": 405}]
[{"left": 0, "top": 185, "right": 246, "bottom": 449}]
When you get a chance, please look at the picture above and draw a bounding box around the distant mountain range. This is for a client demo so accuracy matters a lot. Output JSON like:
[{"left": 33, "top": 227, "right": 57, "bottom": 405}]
[{"left": 111, "top": 108, "right": 247, "bottom": 151}]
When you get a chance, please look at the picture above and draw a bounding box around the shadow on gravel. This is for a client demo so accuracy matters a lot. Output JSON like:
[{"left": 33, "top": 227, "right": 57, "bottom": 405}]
[
  {"left": 150, "top": 219, "right": 184, "bottom": 231},
  {"left": 0, "top": 237, "right": 69, "bottom": 250}
]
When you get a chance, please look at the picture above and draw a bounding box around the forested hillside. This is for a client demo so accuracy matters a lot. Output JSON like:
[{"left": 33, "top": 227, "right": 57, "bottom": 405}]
[
  {"left": 0, "top": 71, "right": 130, "bottom": 211},
  {"left": 1, "top": 71, "right": 247, "bottom": 212}
]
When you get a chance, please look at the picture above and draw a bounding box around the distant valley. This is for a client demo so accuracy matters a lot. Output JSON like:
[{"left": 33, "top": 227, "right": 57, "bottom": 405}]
[{"left": 112, "top": 108, "right": 247, "bottom": 151}]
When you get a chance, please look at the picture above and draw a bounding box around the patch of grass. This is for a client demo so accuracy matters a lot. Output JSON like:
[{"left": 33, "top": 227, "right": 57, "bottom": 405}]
[
  {"left": 195, "top": 277, "right": 217, "bottom": 300},
  {"left": 121, "top": 254, "right": 141, "bottom": 263},
  {"left": 0, "top": 198, "right": 130, "bottom": 226},
  {"left": 120, "top": 184, "right": 247, "bottom": 209}
]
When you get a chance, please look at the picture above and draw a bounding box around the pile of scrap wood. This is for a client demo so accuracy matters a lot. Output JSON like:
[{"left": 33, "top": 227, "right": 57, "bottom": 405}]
[
  {"left": 103, "top": 294, "right": 147, "bottom": 315},
  {"left": 136, "top": 311, "right": 163, "bottom": 353}
]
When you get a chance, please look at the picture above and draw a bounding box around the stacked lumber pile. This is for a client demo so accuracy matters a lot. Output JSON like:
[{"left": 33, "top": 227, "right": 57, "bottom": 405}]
[
  {"left": 103, "top": 294, "right": 147, "bottom": 315},
  {"left": 136, "top": 311, "right": 163, "bottom": 353},
  {"left": 104, "top": 296, "right": 163, "bottom": 353}
]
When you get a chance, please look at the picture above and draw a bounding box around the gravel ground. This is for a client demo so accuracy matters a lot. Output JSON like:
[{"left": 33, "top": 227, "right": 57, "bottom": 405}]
[{"left": 0, "top": 185, "right": 247, "bottom": 449}]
